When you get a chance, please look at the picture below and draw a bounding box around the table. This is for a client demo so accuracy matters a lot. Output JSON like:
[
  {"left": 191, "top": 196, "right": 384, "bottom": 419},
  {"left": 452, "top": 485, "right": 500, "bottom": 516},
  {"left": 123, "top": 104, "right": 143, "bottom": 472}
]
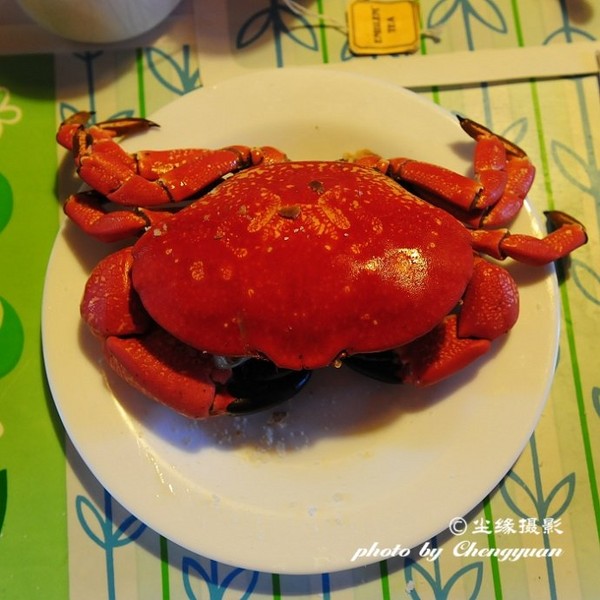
[{"left": 1, "top": 0, "right": 599, "bottom": 598}]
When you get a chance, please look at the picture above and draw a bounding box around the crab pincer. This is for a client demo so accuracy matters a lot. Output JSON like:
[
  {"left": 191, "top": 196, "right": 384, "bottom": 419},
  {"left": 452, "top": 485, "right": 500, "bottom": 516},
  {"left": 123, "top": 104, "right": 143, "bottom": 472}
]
[
  {"left": 346, "top": 212, "right": 586, "bottom": 387},
  {"left": 82, "top": 248, "right": 311, "bottom": 418},
  {"left": 105, "top": 331, "right": 311, "bottom": 418}
]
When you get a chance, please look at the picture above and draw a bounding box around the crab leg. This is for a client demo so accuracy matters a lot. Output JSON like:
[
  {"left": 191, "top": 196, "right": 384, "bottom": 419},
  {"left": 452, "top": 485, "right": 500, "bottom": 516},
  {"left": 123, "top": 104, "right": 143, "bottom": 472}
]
[
  {"left": 75, "top": 133, "right": 288, "bottom": 206},
  {"left": 56, "top": 111, "right": 158, "bottom": 150},
  {"left": 64, "top": 191, "right": 174, "bottom": 243},
  {"left": 353, "top": 154, "right": 520, "bottom": 230},
  {"left": 59, "top": 112, "right": 238, "bottom": 176},
  {"left": 355, "top": 117, "right": 537, "bottom": 229},
  {"left": 459, "top": 116, "right": 536, "bottom": 228},
  {"left": 468, "top": 130, "right": 508, "bottom": 209},
  {"left": 344, "top": 316, "right": 492, "bottom": 387},
  {"left": 355, "top": 153, "right": 483, "bottom": 214},
  {"left": 470, "top": 210, "right": 588, "bottom": 266},
  {"left": 60, "top": 111, "right": 289, "bottom": 207},
  {"left": 73, "top": 128, "right": 254, "bottom": 206}
]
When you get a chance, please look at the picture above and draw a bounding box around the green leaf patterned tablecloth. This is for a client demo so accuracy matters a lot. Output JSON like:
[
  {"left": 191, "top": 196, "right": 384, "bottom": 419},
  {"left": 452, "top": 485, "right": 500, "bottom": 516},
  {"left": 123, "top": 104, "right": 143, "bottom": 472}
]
[{"left": 0, "top": 1, "right": 599, "bottom": 598}]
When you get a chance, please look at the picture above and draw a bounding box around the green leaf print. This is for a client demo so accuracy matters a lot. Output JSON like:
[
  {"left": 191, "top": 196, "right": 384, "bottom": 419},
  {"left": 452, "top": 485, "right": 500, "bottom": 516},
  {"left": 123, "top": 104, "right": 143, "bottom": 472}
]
[
  {"left": 0, "top": 172, "right": 12, "bottom": 234},
  {"left": 0, "top": 469, "right": 6, "bottom": 535},
  {"left": 0, "top": 296, "right": 24, "bottom": 377}
]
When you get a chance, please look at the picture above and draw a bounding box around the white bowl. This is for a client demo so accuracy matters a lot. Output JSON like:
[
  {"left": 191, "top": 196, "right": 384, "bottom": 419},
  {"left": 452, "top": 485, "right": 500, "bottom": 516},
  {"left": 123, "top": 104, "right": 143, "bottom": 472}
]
[{"left": 17, "top": 0, "right": 181, "bottom": 43}]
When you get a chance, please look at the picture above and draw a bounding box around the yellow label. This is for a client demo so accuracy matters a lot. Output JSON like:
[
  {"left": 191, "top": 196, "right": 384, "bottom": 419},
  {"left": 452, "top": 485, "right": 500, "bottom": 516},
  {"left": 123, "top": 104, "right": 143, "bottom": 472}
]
[{"left": 347, "top": 0, "right": 421, "bottom": 55}]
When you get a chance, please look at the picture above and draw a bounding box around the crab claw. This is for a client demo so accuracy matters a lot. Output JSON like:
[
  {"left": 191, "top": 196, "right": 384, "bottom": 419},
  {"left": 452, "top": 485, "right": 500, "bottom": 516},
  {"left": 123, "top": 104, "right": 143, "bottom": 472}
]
[
  {"left": 457, "top": 258, "right": 519, "bottom": 340},
  {"left": 81, "top": 247, "right": 151, "bottom": 337},
  {"left": 64, "top": 191, "right": 173, "bottom": 243},
  {"left": 345, "top": 257, "right": 519, "bottom": 386},
  {"left": 105, "top": 329, "right": 235, "bottom": 418},
  {"left": 105, "top": 333, "right": 311, "bottom": 418},
  {"left": 82, "top": 247, "right": 311, "bottom": 418},
  {"left": 345, "top": 315, "right": 491, "bottom": 387}
]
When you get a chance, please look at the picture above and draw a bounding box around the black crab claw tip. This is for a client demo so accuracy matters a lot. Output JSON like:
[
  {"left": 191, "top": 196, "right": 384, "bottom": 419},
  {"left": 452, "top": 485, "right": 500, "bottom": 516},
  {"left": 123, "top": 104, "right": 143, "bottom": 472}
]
[
  {"left": 544, "top": 210, "right": 586, "bottom": 233},
  {"left": 224, "top": 359, "right": 312, "bottom": 415},
  {"left": 343, "top": 351, "right": 404, "bottom": 384},
  {"left": 456, "top": 115, "right": 527, "bottom": 159}
]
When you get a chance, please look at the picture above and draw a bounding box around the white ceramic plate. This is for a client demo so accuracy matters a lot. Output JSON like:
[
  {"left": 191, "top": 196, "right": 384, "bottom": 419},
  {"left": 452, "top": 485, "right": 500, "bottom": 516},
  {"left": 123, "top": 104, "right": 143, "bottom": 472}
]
[{"left": 42, "top": 68, "right": 559, "bottom": 574}]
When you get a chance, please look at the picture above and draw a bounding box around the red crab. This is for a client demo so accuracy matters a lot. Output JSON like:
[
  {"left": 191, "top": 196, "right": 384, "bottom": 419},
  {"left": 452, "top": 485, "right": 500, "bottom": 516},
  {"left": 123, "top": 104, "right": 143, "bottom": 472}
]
[{"left": 57, "top": 111, "right": 587, "bottom": 418}]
